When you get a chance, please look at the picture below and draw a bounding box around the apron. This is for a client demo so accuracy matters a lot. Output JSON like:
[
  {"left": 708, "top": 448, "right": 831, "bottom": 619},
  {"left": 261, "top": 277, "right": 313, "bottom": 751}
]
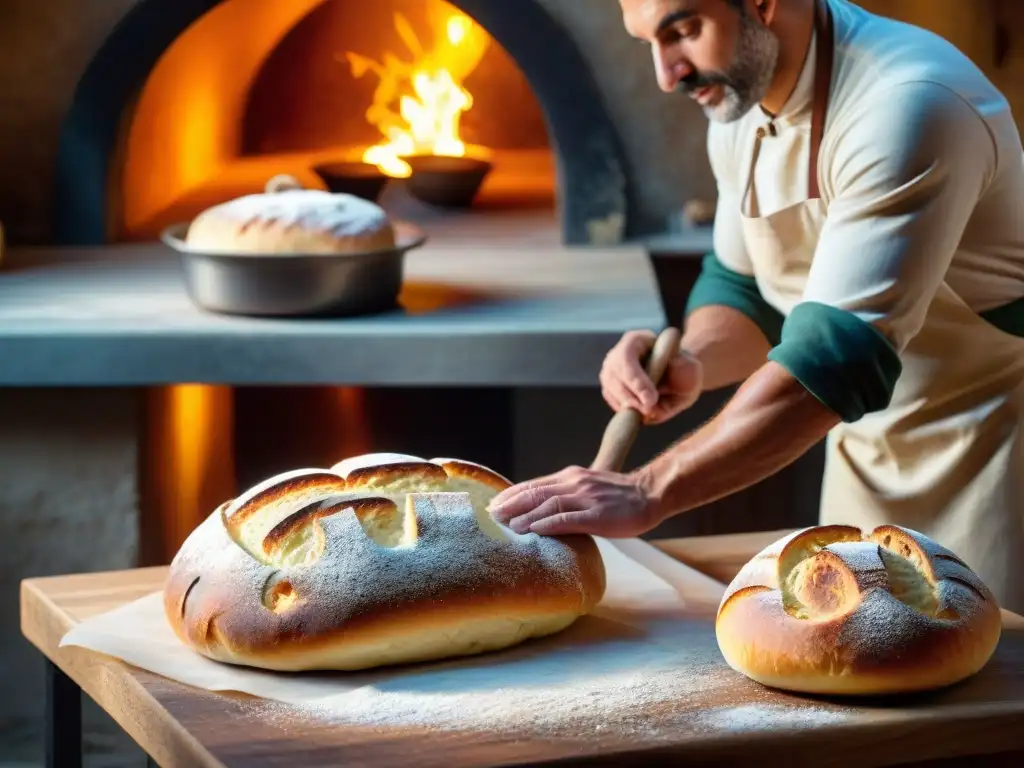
[{"left": 738, "top": 0, "right": 1024, "bottom": 614}]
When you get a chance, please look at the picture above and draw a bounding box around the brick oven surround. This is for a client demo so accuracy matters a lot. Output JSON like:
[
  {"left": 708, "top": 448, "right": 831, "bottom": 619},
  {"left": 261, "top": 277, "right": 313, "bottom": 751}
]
[{"left": 54, "top": 0, "right": 637, "bottom": 247}]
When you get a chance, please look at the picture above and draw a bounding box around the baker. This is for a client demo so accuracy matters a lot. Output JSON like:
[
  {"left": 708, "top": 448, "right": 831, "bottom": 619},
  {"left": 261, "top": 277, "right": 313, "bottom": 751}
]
[{"left": 489, "top": 0, "right": 1024, "bottom": 614}]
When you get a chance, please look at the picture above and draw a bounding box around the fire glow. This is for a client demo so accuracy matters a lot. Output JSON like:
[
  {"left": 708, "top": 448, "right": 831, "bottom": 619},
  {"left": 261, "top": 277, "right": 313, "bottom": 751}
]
[{"left": 344, "top": 7, "right": 490, "bottom": 178}]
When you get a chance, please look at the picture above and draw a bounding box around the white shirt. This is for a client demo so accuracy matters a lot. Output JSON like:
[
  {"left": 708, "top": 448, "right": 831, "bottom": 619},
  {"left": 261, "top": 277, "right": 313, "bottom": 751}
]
[{"left": 708, "top": 0, "right": 1024, "bottom": 353}]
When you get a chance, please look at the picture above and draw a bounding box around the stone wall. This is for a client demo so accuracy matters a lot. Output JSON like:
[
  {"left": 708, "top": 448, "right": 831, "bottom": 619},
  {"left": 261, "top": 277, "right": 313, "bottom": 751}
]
[
  {"left": 0, "top": 389, "right": 140, "bottom": 765},
  {"left": 0, "top": 0, "right": 139, "bottom": 245},
  {"left": 534, "top": 0, "right": 711, "bottom": 235}
]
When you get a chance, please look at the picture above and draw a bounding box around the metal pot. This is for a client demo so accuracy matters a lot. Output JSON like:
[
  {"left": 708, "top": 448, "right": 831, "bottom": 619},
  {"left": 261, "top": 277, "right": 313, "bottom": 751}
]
[{"left": 161, "top": 220, "right": 427, "bottom": 318}]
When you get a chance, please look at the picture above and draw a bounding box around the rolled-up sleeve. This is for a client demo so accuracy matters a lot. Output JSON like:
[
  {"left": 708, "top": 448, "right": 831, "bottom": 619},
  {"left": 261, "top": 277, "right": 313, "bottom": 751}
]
[
  {"left": 686, "top": 125, "right": 785, "bottom": 345},
  {"left": 768, "top": 80, "right": 998, "bottom": 422}
]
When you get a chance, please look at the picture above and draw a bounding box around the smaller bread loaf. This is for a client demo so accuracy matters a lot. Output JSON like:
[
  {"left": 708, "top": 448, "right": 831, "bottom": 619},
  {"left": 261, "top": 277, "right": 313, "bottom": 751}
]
[
  {"left": 164, "top": 453, "right": 606, "bottom": 672},
  {"left": 716, "top": 525, "right": 1002, "bottom": 695},
  {"left": 185, "top": 175, "right": 396, "bottom": 254}
]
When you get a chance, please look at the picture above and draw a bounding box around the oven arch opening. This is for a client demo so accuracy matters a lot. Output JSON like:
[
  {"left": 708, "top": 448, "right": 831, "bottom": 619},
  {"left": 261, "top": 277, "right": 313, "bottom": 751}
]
[{"left": 55, "top": 0, "right": 635, "bottom": 246}]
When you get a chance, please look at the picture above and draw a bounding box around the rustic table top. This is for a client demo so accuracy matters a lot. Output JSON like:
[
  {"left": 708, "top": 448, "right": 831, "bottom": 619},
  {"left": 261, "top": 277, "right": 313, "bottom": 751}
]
[{"left": 21, "top": 530, "right": 1024, "bottom": 767}]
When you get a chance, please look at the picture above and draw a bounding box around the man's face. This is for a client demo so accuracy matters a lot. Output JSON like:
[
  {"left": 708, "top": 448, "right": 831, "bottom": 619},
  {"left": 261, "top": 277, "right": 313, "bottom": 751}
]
[{"left": 620, "top": 0, "right": 780, "bottom": 122}]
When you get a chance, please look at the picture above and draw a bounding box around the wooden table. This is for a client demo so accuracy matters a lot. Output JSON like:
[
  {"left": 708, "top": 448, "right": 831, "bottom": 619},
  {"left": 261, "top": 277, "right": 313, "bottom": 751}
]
[{"left": 21, "top": 530, "right": 1024, "bottom": 767}]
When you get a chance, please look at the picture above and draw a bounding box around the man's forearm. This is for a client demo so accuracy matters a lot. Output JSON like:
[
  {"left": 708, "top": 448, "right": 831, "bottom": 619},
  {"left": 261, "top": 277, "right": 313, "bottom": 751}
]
[
  {"left": 683, "top": 306, "right": 773, "bottom": 391},
  {"left": 637, "top": 360, "right": 840, "bottom": 519}
]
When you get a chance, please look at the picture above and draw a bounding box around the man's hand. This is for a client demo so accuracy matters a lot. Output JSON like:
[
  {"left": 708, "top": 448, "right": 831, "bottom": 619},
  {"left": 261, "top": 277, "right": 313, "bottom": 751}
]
[
  {"left": 600, "top": 330, "right": 703, "bottom": 424},
  {"left": 487, "top": 465, "right": 663, "bottom": 538}
]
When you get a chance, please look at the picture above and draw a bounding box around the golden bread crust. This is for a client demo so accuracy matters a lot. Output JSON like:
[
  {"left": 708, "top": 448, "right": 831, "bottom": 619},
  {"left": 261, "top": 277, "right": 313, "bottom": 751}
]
[
  {"left": 164, "top": 454, "right": 605, "bottom": 671},
  {"left": 715, "top": 525, "right": 1002, "bottom": 695},
  {"left": 432, "top": 458, "right": 512, "bottom": 491}
]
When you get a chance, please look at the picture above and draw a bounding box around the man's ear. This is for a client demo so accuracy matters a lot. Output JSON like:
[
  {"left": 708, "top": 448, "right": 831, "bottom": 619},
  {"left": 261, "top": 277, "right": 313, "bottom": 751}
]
[{"left": 753, "top": 0, "right": 780, "bottom": 26}]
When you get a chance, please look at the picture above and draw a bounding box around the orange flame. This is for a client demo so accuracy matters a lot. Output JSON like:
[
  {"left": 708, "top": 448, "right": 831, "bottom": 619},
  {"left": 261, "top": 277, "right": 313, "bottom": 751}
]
[{"left": 344, "top": 7, "right": 490, "bottom": 178}]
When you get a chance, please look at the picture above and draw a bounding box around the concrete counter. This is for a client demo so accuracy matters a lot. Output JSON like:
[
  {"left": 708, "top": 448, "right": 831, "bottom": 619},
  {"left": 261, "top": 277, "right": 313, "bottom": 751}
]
[{"left": 0, "top": 243, "right": 665, "bottom": 386}]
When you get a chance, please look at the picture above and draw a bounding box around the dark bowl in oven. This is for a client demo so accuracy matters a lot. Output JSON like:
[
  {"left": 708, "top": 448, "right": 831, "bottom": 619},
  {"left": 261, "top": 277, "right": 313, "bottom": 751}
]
[
  {"left": 313, "top": 161, "right": 391, "bottom": 202},
  {"left": 402, "top": 155, "right": 493, "bottom": 209}
]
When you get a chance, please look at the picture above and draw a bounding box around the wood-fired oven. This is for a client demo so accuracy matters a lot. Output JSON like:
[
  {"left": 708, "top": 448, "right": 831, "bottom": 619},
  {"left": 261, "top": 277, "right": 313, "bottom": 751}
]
[{"left": 55, "top": 0, "right": 638, "bottom": 248}]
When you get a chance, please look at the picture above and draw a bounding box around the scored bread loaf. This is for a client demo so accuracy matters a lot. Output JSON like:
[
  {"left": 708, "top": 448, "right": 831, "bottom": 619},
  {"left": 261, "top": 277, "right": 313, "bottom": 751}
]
[
  {"left": 185, "top": 175, "right": 396, "bottom": 254},
  {"left": 164, "top": 453, "right": 606, "bottom": 672},
  {"left": 715, "top": 525, "right": 1002, "bottom": 695}
]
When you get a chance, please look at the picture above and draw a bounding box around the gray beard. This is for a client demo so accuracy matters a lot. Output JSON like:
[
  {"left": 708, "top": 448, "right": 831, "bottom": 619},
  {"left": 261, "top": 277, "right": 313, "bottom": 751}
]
[{"left": 680, "top": 13, "right": 780, "bottom": 123}]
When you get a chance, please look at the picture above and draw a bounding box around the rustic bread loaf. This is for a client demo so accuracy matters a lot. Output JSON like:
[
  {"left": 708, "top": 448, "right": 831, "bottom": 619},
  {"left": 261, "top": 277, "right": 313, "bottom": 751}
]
[
  {"left": 184, "top": 175, "right": 396, "bottom": 254},
  {"left": 164, "top": 453, "right": 606, "bottom": 672},
  {"left": 716, "top": 525, "right": 1002, "bottom": 695}
]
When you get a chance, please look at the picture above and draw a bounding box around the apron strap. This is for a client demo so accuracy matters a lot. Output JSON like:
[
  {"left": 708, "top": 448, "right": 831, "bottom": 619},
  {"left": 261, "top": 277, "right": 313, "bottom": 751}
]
[
  {"left": 808, "top": 0, "right": 835, "bottom": 199},
  {"left": 741, "top": 127, "right": 769, "bottom": 218},
  {"left": 742, "top": 0, "right": 835, "bottom": 213}
]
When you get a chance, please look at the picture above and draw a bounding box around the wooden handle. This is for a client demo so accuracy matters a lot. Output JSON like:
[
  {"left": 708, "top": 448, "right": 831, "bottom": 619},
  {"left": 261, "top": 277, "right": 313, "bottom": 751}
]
[{"left": 590, "top": 326, "right": 682, "bottom": 472}]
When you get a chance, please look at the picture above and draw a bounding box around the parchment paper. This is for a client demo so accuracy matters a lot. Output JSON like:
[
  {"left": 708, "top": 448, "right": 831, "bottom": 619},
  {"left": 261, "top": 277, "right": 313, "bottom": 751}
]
[{"left": 59, "top": 538, "right": 730, "bottom": 725}]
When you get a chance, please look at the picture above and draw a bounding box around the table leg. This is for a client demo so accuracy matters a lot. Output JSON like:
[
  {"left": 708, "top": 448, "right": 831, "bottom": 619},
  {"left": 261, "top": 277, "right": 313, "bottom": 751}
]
[{"left": 45, "top": 659, "right": 82, "bottom": 768}]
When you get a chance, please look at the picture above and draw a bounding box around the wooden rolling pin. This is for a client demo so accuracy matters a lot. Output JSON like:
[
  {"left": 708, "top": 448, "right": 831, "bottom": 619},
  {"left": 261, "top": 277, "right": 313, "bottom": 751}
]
[{"left": 590, "top": 326, "right": 682, "bottom": 472}]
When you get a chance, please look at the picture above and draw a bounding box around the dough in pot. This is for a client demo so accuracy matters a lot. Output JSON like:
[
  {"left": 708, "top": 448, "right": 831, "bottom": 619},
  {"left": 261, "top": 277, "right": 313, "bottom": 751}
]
[
  {"left": 716, "top": 525, "right": 1002, "bottom": 695},
  {"left": 185, "top": 175, "right": 396, "bottom": 254},
  {"left": 164, "top": 453, "right": 606, "bottom": 672}
]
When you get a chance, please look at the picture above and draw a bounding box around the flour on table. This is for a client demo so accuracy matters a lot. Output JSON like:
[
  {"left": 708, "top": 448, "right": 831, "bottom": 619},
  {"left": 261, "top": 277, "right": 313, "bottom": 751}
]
[
  {"left": 253, "top": 621, "right": 726, "bottom": 738},
  {"left": 248, "top": 608, "right": 849, "bottom": 739},
  {"left": 252, "top": 645, "right": 849, "bottom": 739},
  {"left": 691, "top": 703, "right": 847, "bottom": 733}
]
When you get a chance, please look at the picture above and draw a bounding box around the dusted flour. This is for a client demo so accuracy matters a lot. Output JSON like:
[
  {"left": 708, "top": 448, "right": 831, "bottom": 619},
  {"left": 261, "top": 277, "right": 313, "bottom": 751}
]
[{"left": 246, "top": 614, "right": 850, "bottom": 740}]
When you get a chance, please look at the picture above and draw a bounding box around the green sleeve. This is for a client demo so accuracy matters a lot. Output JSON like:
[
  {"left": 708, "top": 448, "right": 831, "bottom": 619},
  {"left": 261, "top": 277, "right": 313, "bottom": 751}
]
[
  {"left": 685, "top": 254, "right": 784, "bottom": 346},
  {"left": 767, "top": 302, "right": 903, "bottom": 423}
]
